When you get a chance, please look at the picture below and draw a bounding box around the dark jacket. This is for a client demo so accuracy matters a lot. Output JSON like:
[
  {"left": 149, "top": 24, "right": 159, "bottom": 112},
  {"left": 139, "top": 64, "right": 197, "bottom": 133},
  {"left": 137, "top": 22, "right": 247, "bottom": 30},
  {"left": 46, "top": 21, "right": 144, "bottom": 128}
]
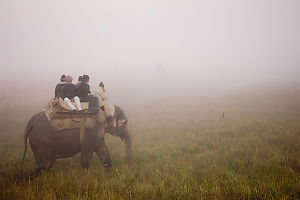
[
  {"left": 77, "top": 82, "right": 91, "bottom": 98},
  {"left": 61, "top": 84, "right": 78, "bottom": 99},
  {"left": 114, "top": 105, "right": 127, "bottom": 123},
  {"left": 55, "top": 82, "right": 66, "bottom": 98}
]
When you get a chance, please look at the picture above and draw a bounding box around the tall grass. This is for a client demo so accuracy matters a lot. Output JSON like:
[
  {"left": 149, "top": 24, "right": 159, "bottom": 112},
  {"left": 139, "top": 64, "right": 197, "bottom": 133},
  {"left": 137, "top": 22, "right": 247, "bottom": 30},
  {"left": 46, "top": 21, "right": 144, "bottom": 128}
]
[{"left": 1, "top": 87, "right": 300, "bottom": 199}]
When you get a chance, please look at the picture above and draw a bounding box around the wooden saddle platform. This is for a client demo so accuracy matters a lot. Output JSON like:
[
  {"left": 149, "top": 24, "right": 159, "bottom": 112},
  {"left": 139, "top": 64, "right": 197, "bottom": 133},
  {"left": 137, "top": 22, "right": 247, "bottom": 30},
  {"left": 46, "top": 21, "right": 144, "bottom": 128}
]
[{"left": 43, "top": 98, "right": 103, "bottom": 131}]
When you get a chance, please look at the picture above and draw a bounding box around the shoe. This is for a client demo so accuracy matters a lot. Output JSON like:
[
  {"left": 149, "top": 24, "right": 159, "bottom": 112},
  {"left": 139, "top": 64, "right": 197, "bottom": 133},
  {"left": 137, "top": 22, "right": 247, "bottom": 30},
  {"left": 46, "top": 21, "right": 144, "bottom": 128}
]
[{"left": 103, "top": 160, "right": 112, "bottom": 169}]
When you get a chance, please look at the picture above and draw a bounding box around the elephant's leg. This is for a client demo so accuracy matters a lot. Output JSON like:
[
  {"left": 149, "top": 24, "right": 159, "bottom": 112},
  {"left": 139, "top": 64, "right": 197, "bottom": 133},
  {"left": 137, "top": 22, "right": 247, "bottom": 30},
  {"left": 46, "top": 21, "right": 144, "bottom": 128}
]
[
  {"left": 95, "top": 137, "right": 112, "bottom": 169},
  {"left": 26, "top": 145, "right": 43, "bottom": 179},
  {"left": 29, "top": 159, "right": 55, "bottom": 178},
  {"left": 30, "top": 141, "right": 41, "bottom": 167},
  {"left": 28, "top": 142, "right": 55, "bottom": 180},
  {"left": 80, "top": 131, "right": 96, "bottom": 169},
  {"left": 32, "top": 143, "right": 56, "bottom": 170},
  {"left": 80, "top": 149, "right": 93, "bottom": 169}
]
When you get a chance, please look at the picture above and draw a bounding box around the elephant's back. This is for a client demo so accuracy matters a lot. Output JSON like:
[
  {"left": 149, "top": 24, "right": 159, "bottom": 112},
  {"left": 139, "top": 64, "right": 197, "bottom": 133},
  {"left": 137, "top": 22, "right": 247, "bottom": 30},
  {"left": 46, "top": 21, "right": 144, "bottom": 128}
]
[
  {"left": 28, "top": 112, "right": 53, "bottom": 139},
  {"left": 27, "top": 112, "right": 83, "bottom": 159}
]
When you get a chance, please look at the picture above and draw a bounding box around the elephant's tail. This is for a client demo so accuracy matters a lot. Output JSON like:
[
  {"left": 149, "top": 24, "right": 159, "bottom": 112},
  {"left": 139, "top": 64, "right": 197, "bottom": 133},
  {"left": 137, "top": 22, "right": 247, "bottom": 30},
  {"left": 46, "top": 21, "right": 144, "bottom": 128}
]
[{"left": 21, "top": 112, "right": 43, "bottom": 173}]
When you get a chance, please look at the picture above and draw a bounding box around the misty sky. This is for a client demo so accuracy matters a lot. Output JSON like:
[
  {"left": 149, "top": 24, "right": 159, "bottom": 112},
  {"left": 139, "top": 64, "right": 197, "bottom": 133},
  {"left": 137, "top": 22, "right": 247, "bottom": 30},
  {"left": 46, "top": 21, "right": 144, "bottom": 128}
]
[{"left": 0, "top": 0, "right": 300, "bottom": 99}]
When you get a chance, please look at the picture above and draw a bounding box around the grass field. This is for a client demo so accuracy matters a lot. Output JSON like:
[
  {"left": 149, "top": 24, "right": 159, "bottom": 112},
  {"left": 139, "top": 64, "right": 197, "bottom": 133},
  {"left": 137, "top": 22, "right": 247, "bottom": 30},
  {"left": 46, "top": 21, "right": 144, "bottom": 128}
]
[{"left": 1, "top": 86, "right": 300, "bottom": 199}]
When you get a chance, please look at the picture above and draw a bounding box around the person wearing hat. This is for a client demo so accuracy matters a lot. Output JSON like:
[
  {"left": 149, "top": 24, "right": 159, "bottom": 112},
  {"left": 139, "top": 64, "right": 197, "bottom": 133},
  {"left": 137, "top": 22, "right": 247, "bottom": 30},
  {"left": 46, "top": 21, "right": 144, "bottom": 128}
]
[
  {"left": 77, "top": 75, "right": 99, "bottom": 112},
  {"left": 76, "top": 75, "right": 83, "bottom": 87},
  {"left": 93, "top": 81, "right": 107, "bottom": 110},
  {"left": 55, "top": 75, "right": 66, "bottom": 98},
  {"left": 61, "top": 75, "right": 82, "bottom": 111}
]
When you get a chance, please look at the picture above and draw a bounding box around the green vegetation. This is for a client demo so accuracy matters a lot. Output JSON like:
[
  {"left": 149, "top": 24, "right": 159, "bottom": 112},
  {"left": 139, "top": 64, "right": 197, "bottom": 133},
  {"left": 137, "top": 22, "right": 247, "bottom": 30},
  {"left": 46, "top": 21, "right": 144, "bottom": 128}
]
[{"left": 1, "top": 88, "right": 300, "bottom": 199}]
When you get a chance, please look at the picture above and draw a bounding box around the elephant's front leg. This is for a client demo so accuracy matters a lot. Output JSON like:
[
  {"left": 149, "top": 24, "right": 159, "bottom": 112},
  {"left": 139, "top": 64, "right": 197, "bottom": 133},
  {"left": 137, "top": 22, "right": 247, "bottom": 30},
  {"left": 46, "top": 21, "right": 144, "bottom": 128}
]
[
  {"left": 95, "top": 139, "right": 112, "bottom": 168},
  {"left": 80, "top": 149, "right": 94, "bottom": 169},
  {"left": 95, "top": 128, "right": 112, "bottom": 169},
  {"left": 80, "top": 130, "right": 96, "bottom": 169}
]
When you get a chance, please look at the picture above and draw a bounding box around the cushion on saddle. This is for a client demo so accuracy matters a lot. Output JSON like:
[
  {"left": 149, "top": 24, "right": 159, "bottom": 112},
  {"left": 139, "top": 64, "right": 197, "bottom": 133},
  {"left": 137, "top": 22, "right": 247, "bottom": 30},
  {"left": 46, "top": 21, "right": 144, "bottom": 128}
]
[{"left": 44, "top": 98, "right": 103, "bottom": 131}]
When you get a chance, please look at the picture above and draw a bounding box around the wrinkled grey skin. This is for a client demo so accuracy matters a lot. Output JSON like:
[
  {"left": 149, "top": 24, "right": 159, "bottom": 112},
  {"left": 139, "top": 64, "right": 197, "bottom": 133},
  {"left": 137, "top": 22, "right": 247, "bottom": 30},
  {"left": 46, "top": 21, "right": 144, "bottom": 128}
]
[{"left": 21, "top": 105, "right": 132, "bottom": 174}]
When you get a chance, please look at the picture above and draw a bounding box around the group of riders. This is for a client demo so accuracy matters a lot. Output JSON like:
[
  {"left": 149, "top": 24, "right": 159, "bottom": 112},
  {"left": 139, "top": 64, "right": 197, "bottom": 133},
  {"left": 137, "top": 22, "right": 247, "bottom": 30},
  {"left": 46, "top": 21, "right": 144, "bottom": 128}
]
[{"left": 55, "top": 74, "right": 107, "bottom": 113}]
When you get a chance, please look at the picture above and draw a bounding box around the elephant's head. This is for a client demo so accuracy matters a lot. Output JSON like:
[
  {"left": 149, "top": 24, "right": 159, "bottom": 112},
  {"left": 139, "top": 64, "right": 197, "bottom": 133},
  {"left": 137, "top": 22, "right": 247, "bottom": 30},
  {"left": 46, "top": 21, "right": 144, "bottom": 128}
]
[
  {"left": 103, "top": 105, "right": 128, "bottom": 134},
  {"left": 103, "top": 105, "right": 117, "bottom": 131},
  {"left": 101, "top": 105, "right": 132, "bottom": 163}
]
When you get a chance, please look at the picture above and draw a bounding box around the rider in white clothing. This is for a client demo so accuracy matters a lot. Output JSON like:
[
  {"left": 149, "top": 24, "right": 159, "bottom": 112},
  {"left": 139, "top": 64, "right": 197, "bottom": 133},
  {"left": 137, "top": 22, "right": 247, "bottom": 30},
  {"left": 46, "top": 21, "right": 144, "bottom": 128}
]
[
  {"left": 93, "top": 82, "right": 107, "bottom": 108},
  {"left": 61, "top": 75, "right": 82, "bottom": 111}
]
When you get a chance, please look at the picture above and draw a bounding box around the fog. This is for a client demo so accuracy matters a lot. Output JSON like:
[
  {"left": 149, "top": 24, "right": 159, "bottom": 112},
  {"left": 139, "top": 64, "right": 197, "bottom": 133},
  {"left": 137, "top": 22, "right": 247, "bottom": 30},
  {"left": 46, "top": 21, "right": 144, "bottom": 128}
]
[{"left": 1, "top": 0, "right": 300, "bottom": 106}]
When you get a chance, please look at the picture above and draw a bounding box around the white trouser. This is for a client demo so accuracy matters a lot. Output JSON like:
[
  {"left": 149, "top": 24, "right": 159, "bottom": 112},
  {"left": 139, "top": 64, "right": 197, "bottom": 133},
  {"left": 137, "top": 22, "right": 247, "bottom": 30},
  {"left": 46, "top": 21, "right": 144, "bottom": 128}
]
[
  {"left": 64, "top": 97, "right": 82, "bottom": 111},
  {"left": 74, "top": 96, "right": 82, "bottom": 110}
]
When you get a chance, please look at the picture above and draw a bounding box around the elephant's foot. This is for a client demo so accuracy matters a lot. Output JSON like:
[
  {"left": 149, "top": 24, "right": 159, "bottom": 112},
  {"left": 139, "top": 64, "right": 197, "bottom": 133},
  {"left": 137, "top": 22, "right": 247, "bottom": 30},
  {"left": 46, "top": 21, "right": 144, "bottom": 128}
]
[
  {"left": 125, "top": 156, "right": 132, "bottom": 164},
  {"left": 80, "top": 155, "right": 92, "bottom": 169},
  {"left": 21, "top": 168, "right": 43, "bottom": 182},
  {"left": 80, "top": 162, "right": 90, "bottom": 170}
]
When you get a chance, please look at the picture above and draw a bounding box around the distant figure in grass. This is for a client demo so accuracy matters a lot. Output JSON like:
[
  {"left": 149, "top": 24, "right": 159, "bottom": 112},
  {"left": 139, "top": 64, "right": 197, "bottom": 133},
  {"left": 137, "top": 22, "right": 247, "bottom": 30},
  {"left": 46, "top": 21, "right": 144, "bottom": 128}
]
[
  {"left": 93, "top": 81, "right": 107, "bottom": 111},
  {"left": 54, "top": 75, "right": 66, "bottom": 98},
  {"left": 77, "top": 75, "right": 99, "bottom": 112},
  {"left": 61, "top": 75, "right": 82, "bottom": 111}
]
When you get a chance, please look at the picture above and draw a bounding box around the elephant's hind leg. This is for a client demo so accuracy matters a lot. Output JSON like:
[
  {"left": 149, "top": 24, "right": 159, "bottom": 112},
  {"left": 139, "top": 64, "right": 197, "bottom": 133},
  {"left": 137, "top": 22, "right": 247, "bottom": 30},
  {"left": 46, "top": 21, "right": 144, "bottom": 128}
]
[
  {"left": 26, "top": 144, "right": 56, "bottom": 180},
  {"left": 32, "top": 143, "right": 56, "bottom": 171}
]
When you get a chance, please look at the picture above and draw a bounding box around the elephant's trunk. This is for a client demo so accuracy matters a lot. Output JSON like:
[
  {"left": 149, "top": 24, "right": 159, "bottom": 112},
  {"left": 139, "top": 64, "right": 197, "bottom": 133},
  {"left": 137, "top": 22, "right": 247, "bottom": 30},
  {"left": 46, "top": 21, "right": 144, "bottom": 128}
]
[{"left": 123, "top": 125, "right": 132, "bottom": 163}]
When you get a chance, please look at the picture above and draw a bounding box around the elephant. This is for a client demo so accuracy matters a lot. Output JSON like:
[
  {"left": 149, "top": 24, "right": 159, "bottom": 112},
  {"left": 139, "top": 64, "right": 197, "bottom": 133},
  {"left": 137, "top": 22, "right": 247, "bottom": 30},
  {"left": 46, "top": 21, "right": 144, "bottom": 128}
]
[{"left": 21, "top": 105, "right": 132, "bottom": 174}]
